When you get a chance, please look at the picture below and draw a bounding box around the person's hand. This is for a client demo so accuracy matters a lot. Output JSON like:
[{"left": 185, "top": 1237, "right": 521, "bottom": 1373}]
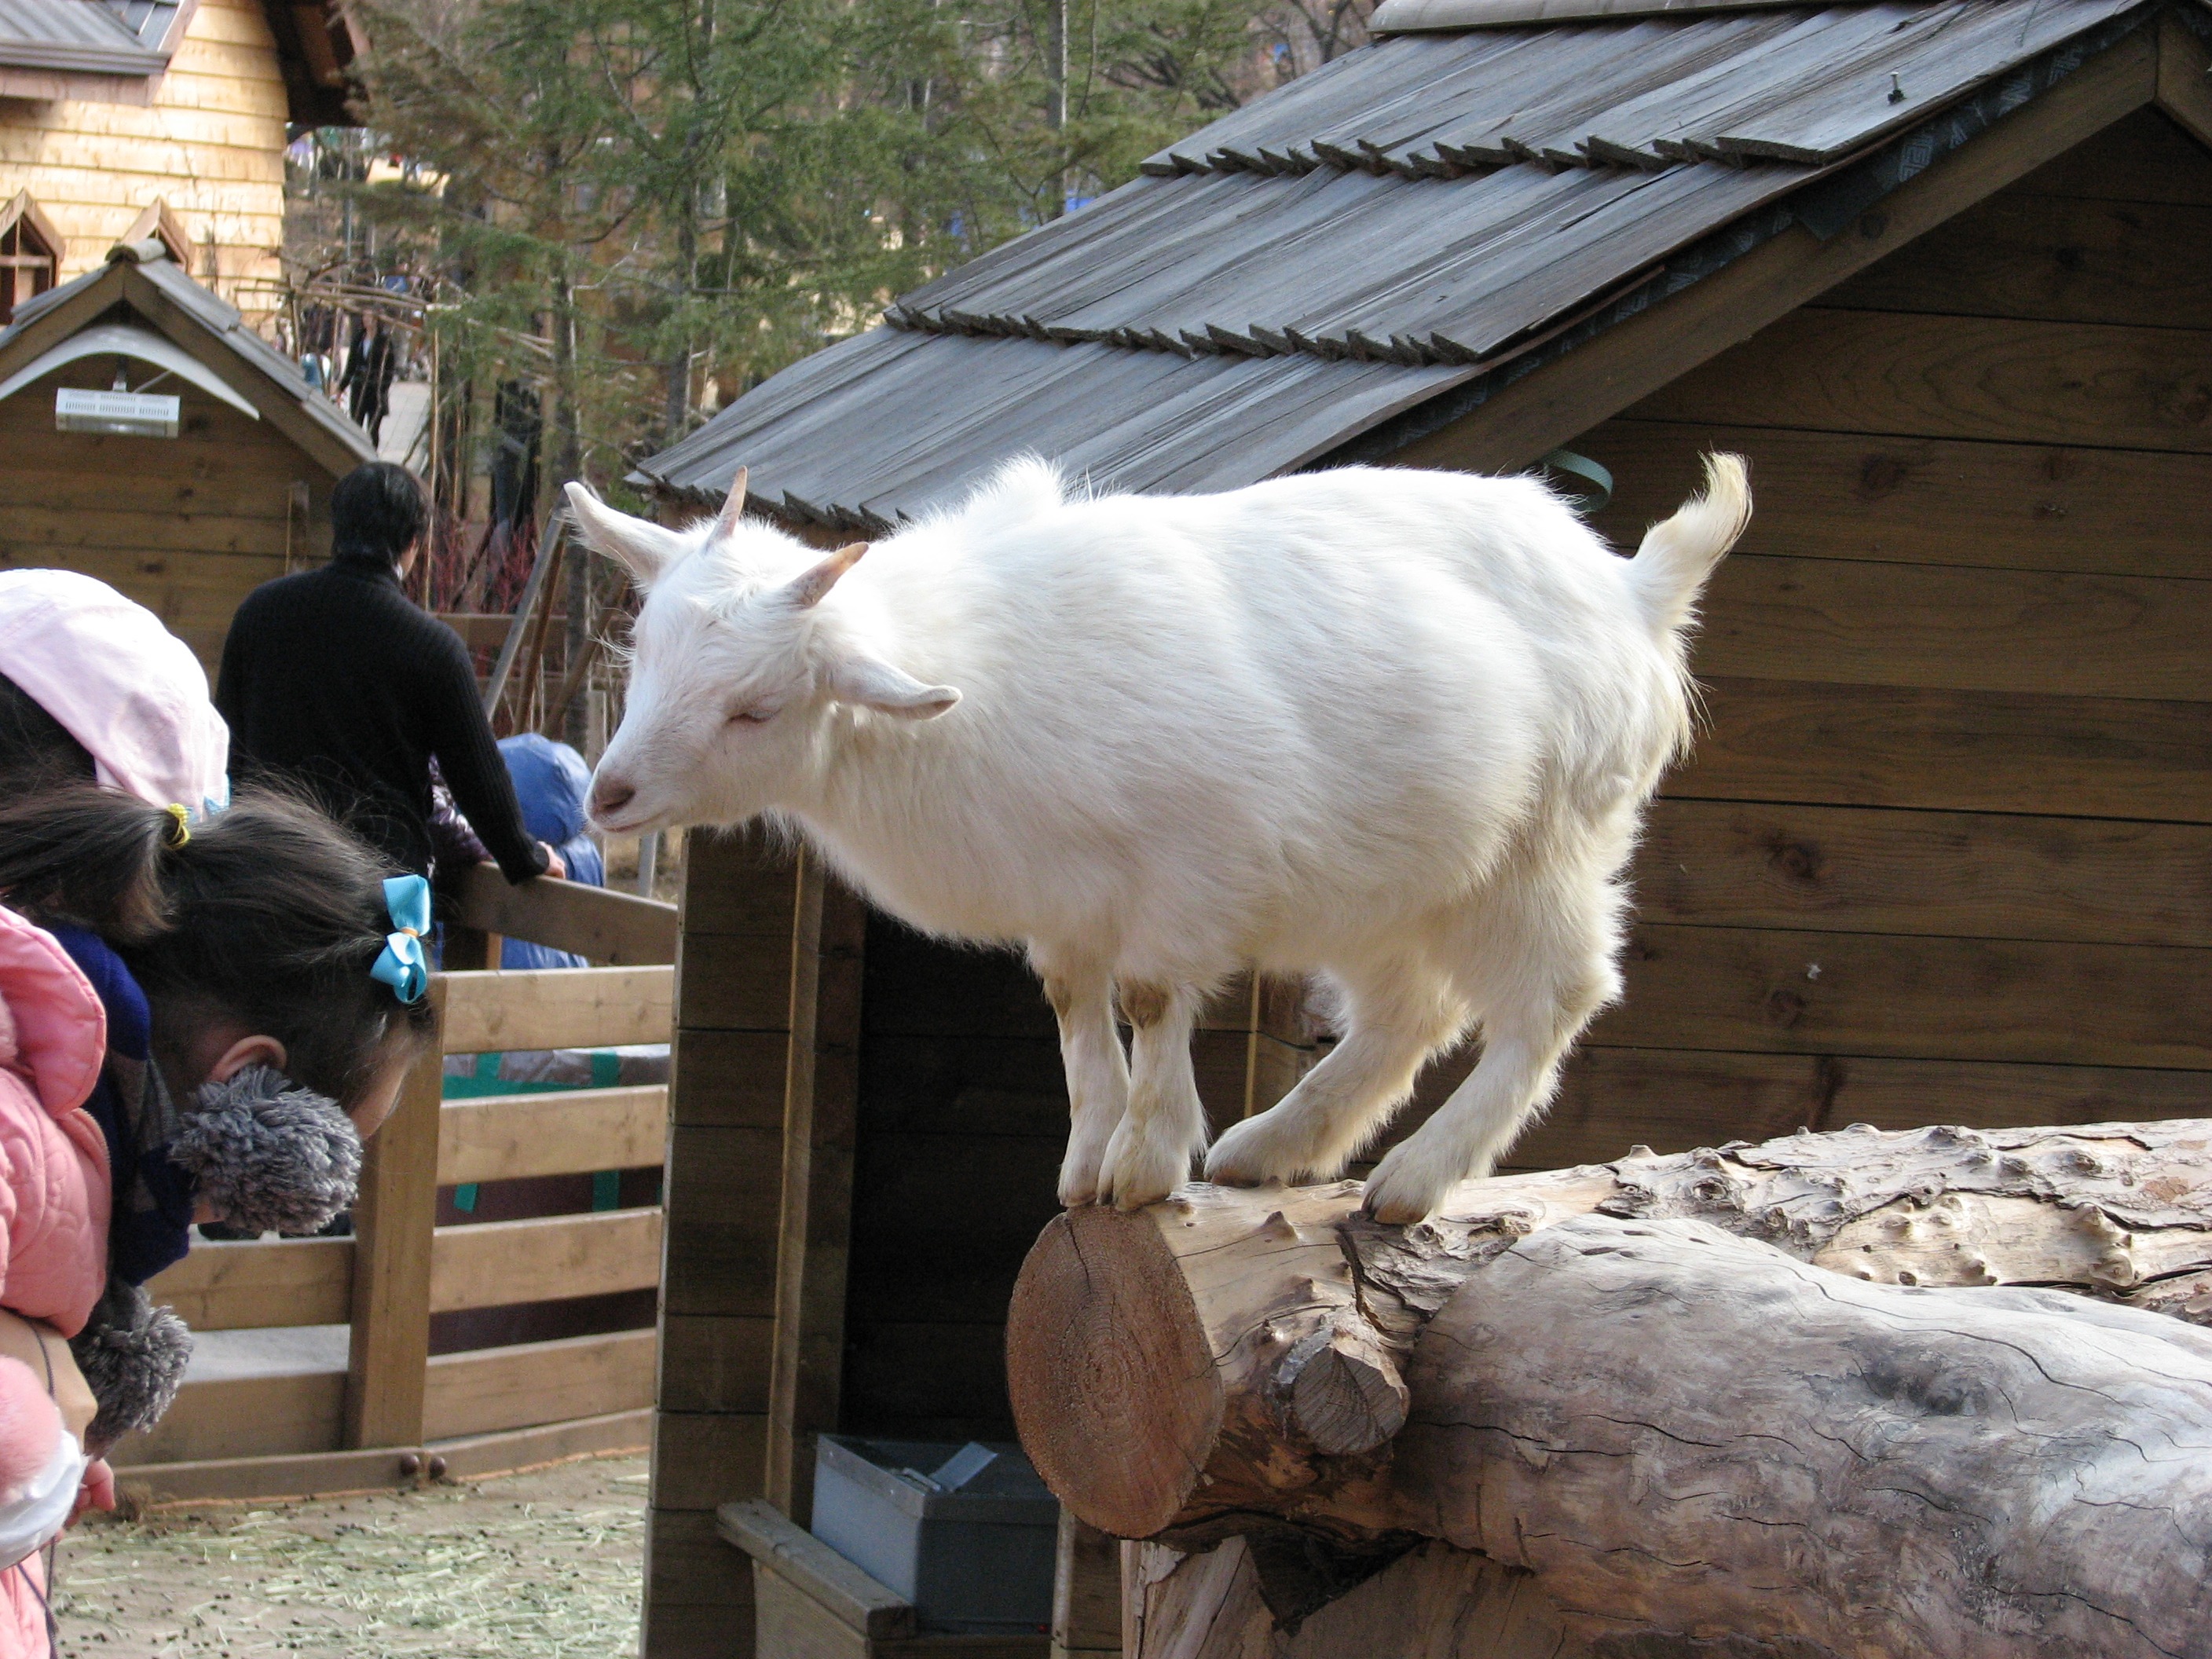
[
  {"left": 71, "top": 1459, "right": 115, "bottom": 1524},
  {"left": 540, "top": 843, "right": 568, "bottom": 881}
]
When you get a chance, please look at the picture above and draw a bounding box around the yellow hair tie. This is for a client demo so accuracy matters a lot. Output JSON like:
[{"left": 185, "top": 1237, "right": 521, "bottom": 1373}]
[{"left": 163, "top": 803, "right": 191, "bottom": 848}]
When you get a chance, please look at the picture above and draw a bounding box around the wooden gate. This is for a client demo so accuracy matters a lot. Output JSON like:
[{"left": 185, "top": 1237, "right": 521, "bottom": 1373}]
[{"left": 114, "top": 866, "right": 679, "bottom": 1502}]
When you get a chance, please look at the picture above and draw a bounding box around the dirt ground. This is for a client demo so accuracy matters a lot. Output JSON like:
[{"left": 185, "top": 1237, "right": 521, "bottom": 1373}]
[{"left": 51, "top": 1452, "right": 646, "bottom": 1657}]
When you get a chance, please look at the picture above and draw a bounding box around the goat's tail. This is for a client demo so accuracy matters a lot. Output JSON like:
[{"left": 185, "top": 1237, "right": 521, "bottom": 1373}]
[{"left": 1628, "top": 452, "right": 1750, "bottom": 637}]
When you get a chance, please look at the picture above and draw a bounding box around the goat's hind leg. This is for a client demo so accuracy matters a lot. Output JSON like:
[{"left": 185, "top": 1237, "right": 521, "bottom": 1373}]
[
  {"left": 1098, "top": 979, "right": 1207, "bottom": 1210},
  {"left": 1363, "top": 884, "right": 1621, "bottom": 1224},
  {"left": 1035, "top": 954, "right": 1128, "bottom": 1207},
  {"left": 1207, "top": 959, "right": 1463, "bottom": 1188}
]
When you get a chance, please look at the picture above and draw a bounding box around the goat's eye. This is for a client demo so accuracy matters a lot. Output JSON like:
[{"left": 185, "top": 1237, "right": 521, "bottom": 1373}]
[{"left": 727, "top": 706, "right": 775, "bottom": 725}]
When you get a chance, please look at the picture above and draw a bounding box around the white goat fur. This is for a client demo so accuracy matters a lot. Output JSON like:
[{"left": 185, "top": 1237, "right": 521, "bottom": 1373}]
[{"left": 569, "top": 456, "right": 1750, "bottom": 1222}]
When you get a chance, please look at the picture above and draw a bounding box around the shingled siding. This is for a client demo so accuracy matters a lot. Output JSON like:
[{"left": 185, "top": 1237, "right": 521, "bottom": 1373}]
[
  {"left": 1478, "top": 106, "right": 2212, "bottom": 1170},
  {"left": 0, "top": 0, "right": 286, "bottom": 316}
]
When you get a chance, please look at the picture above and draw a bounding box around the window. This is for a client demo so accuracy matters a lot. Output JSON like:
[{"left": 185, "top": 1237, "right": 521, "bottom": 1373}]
[{"left": 0, "top": 192, "right": 63, "bottom": 326}]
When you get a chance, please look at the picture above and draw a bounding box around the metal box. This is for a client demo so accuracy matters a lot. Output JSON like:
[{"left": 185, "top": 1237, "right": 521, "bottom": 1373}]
[{"left": 811, "top": 1435, "right": 1057, "bottom": 1635}]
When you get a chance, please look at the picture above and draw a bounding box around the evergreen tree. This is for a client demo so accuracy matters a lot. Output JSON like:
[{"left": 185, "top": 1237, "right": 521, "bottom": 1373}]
[{"left": 341, "top": 0, "right": 1368, "bottom": 503}]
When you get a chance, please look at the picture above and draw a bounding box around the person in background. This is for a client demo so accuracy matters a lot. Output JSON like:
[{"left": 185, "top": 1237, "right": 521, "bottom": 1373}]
[
  {"left": 339, "top": 313, "right": 398, "bottom": 445},
  {"left": 429, "top": 734, "right": 603, "bottom": 971},
  {"left": 217, "top": 463, "right": 564, "bottom": 890},
  {"left": 498, "top": 736, "right": 604, "bottom": 970}
]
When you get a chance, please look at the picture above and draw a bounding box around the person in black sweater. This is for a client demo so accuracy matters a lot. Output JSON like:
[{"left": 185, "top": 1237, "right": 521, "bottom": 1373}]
[{"left": 217, "top": 463, "right": 564, "bottom": 887}]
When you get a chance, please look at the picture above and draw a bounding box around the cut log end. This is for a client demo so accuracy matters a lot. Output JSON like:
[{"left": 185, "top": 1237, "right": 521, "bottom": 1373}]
[
  {"left": 1007, "top": 1207, "right": 1221, "bottom": 1539},
  {"left": 1281, "top": 1323, "right": 1408, "bottom": 1456}
]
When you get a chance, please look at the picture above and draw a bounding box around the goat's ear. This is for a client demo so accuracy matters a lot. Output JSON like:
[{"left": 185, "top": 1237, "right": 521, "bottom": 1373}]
[
  {"left": 781, "top": 542, "right": 867, "bottom": 610},
  {"left": 564, "top": 482, "right": 687, "bottom": 589},
  {"left": 826, "top": 653, "right": 961, "bottom": 720}
]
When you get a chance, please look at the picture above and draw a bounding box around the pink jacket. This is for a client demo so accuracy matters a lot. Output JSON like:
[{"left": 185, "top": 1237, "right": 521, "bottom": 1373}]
[{"left": 0, "top": 908, "right": 110, "bottom": 1342}]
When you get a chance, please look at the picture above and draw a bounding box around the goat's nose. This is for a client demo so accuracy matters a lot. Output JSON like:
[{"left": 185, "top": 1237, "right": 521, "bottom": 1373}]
[{"left": 591, "top": 778, "right": 637, "bottom": 819}]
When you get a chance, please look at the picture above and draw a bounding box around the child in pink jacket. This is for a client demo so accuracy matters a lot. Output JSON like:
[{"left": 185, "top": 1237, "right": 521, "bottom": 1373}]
[
  {"left": 0, "top": 573, "right": 441, "bottom": 1656},
  {"left": 0, "top": 903, "right": 117, "bottom": 1653}
]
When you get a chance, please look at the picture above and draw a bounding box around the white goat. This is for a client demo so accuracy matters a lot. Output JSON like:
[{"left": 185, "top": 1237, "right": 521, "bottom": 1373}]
[{"left": 568, "top": 455, "right": 1749, "bottom": 1223}]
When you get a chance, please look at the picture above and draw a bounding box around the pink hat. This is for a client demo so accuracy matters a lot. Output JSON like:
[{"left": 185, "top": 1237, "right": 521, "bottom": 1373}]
[{"left": 0, "top": 570, "right": 229, "bottom": 815}]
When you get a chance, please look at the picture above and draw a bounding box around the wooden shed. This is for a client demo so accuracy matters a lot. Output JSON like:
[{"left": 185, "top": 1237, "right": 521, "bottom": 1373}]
[
  {"left": 0, "top": 235, "right": 375, "bottom": 666},
  {"left": 626, "top": 0, "right": 2212, "bottom": 1651}
]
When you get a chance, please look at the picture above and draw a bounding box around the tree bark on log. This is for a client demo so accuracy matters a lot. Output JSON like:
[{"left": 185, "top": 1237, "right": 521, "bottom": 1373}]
[{"left": 1006, "top": 1119, "right": 2212, "bottom": 1657}]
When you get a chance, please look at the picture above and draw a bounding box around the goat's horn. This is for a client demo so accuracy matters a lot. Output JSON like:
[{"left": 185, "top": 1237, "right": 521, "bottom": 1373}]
[
  {"left": 785, "top": 541, "right": 869, "bottom": 609},
  {"left": 715, "top": 467, "right": 750, "bottom": 537}
]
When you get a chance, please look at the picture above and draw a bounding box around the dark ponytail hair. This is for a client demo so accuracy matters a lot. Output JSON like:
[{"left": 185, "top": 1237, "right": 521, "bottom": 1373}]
[{"left": 0, "top": 784, "right": 437, "bottom": 1108}]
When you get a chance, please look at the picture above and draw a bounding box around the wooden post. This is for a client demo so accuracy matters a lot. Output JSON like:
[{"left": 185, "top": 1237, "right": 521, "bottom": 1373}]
[
  {"left": 1051, "top": 1512, "right": 1124, "bottom": 1659},
  {"left": 442, "top": 921, "right": 498, "bottom": 972},
  {"left": 343, "top": 977, "right": 446, "bottom": 1449},
  {"left": 765, "top": 849, "right": 867, "bottom": 1527},
  {"left": 643, "top": 829, "right": 806, "bottom": 1659}
]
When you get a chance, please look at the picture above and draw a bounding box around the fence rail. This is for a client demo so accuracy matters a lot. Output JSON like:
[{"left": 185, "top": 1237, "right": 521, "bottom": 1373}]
[{"left": 122, "top": 868, "right": 681, "bottom": 1501}]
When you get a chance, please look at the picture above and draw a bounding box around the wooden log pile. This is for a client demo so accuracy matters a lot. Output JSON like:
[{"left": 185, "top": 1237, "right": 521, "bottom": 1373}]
[{"left": 1006, "top": 1119, "right": 2212, "bottom": 1657}]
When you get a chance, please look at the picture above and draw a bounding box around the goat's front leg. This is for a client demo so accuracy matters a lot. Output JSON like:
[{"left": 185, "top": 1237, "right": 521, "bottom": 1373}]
[
  {"left": 1038, "top": 959, "right": 1129, "bottom": 1207},
  {"left": 1097, "top": 980, "right": 1204, "bottom": 1210}
]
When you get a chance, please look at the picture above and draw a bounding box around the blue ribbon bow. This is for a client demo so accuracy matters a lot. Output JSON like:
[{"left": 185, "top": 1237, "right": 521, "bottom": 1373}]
[{"left": 369, "top": 874, "right": 432, "bottom": 1004}]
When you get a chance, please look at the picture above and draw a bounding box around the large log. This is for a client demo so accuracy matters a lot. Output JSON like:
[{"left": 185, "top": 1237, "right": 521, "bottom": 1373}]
[{"left": 1006, "top": 1119, "right": 2212, "bottom": 1657}]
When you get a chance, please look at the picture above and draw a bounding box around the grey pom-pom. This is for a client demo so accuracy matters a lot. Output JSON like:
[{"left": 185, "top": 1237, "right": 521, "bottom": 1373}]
[
  {"left": 174, "top": 1064, "right": 362, "bottom": 1236},
  {"left": 70, "top": 1280, "right": 192, "bottom": 1449}
]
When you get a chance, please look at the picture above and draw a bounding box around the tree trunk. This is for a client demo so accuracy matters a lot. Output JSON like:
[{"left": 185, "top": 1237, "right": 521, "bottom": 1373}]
[{"left": 1007, "top": 1119, "right": 2212, "bottom": 1658}]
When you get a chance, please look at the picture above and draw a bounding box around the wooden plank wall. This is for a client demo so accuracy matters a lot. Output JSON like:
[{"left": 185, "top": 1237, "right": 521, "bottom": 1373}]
[
  {"left": 1488, "top": 107, "right": 2212, "bottom": 1170},
  {"left": 0, "top": 365, "right": 331, "bottom": 665},
  {"left": 839, "top": 930, "right": 1310, "bottom": 1447},
  {"left": 0, "top": 0, "right": 286, "bottom": 315}
]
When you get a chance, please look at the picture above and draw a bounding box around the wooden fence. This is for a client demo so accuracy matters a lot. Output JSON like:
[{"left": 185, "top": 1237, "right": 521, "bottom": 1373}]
[{"left": 115, "top": 864, "right": 680, "bottom": 1502}]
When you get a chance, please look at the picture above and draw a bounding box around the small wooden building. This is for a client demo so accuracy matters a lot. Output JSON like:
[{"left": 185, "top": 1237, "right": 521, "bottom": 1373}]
[
  {"left": 0, "top": 236, "right": 375, "bottom": 665},
  {"left": 628, "top": 1, "right": 2212, "bottom": 1652},
  {"left": 0, "top": 0, "right": 357, "bottom": 323}
]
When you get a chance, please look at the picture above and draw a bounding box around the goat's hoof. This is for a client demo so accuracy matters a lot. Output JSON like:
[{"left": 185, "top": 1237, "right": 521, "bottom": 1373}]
[
  {"left": 1360, "top": 1155, "right": 1452, "bottom": 1227},
  {"left": 1099, "top": 1133, "right": 1188, "bottom": 1212},
  {"left": 1204, "top": 1115, "right": 1305, "bottom": 1187}
]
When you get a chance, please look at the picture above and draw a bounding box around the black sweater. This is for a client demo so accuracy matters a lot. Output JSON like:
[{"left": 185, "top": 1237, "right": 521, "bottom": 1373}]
[{"left": 217, "top": 558, "right": 548, "bottom": 883}]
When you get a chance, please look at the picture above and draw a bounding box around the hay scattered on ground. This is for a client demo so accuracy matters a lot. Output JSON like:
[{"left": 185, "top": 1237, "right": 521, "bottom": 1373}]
[{"left": 54, "top": 1454, "right": 646, "bottom": 1657}]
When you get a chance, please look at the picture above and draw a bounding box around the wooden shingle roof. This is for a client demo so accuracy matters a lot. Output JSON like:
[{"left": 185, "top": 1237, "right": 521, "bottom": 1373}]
[
  {"left": 639, "top": 0, "right": 2209, "bottom": 530},
  {"left": 0, "top": 241, "right": 377, "bottom": 474}
]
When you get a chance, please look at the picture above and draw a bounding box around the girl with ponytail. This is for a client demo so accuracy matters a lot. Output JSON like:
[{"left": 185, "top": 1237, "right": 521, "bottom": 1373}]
[{"left": 0, "top": 573, "right": 439, "bottom": 1657}]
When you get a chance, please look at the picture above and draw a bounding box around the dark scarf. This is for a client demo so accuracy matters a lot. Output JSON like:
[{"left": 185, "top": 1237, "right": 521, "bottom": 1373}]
[{"left": 46, "top": 928, "right": 196, "bottom": 1285}]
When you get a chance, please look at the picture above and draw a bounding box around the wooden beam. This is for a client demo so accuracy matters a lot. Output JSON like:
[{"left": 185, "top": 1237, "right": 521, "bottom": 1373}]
[
  {"left": 1632, "top": 799, "right": 2212, "bottom": 950},
  {"left": 2157, "top": 12, "right": 2212, "bottom": 152},
  {"left": 111, "top": 1409, "right": 652, "bottom": 1507},
  {"left": 344, "top": 980, "right": 445, "bottom": 1449},
  {"left": 1051, "top": 1514, "right": 1125, "bottom": 1659},
  {"left": 1591, "top": 921, "right": 2212, "bottom": 1071},
  {"left": 438, "top": 1086, "right": 670, "bottom": 1185},
  {"left": 440, "top": 964, "right": 675, "bottom": 1053},
  {"left": 429, "top": 1206, "right": 664, "bottom": 1314},
  {"left": 720, "top": 1498, "right": 917, "bottom": 1641},
  {"left": 1577, "top": 419, "right": 2212, "bottom": 581},
  {"left": 123, "top": 1365, "right": 345, "bottom": 1467},
  {"left": 143, "top": 1236, "right": 352, "bottom": 1331},
  {"left": 1678, "top": 675, "right": 2212, "bottom": 823},
  {"left": 429, "top": 1406, "right": 652, "bottom": 1482},
  {"left": 1389, "top": 27, "right": 2159, "bottom": 475},
  {"left": 423, "top": 1328, "right": 657, "bottom": 1441},
  {"left": 1509, "top": 1046, "right": 2212, "bottom": 1173},
  {"left": 1627, "top": 308, "right": 2212, "bottom": 455},
  {"left": 449, "top": 861, "right": 679, "bottom": 965},
  {"left": 766, "top": 853, "right": 868, "bottom": 1527},
  {"left": 1689, "top": 550, "right": 2212, "bottom": 704}
]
